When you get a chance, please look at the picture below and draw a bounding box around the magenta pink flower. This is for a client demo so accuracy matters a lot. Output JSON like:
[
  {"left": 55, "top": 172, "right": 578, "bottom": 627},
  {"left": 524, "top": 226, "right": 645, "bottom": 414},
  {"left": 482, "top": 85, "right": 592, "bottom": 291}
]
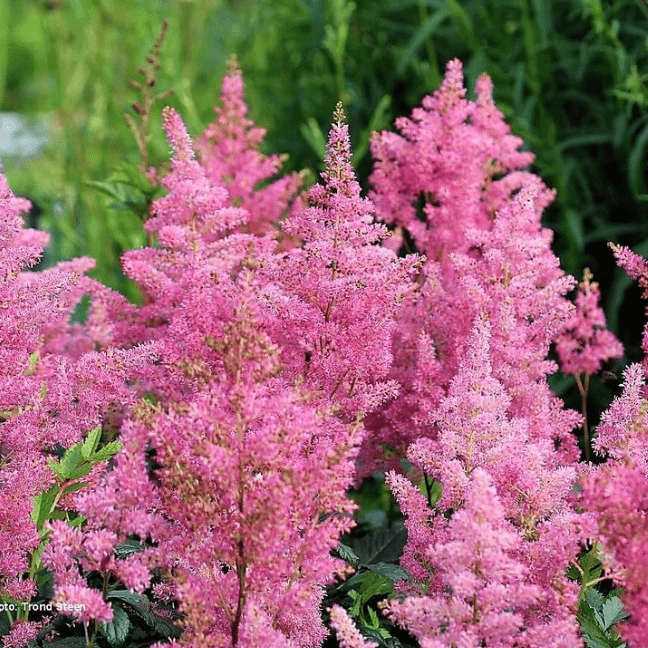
[
  {"left": 329, "top": 605, "right": 378, "bottom": 648},
  {"left": 556, "top": 268, "right": 623, "bottom": 375},
  {"left": 196, "top": 60, "right": 303, "bottom": 242}
]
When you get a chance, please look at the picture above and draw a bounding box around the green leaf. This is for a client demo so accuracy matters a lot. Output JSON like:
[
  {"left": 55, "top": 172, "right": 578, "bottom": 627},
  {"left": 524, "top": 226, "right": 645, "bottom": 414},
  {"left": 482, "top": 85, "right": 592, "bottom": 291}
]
[
  {"left": 584, "top": 587, "right": 605, "bottom": 610},
  {"left": 358, "top": 571, "right": 393, "bottom": 604},
  {"left": 26, "top": 351, "right": 39, "bottom": 375},
  {"left": 601, "top": 596, "right": 627, "bottom": 630},
  {"left": 67, "top": 515, "right": 86, "bottom": 528},
  {"left": 107, "top": 590, "right": 180, "bottom": 639},
  {"left": 114, "top": 538, "right": 145, "bottom": 558},
  {"left": 47, "top": 457, "right": 66, "bottom": 481},
  {"left": 31, "top": 484, "right": 59, "bottom": 529},
  {"left": 66, "top": 463, "right": 94, "bottom": 481},
  {"left": 335, "top": 543, "right": 360, "bottom": 566},
  {"left": 91, "top": 440, "right": 123, "bottom": 462},
  {"left": 300, "top": 117, "right": 328, "bottom": 163},
  {"left": 367, "top": 605, "right": 380, "bottom": 628},
  {"left": 350, "top": 525, "right": 407, "bottom": 565},
  {"left": 57, "top": 444, "right": 83, "bottom": 480},
  {"left": 365, "top": 562, "right": 410, "bottom": 583},
  {"left": 61, "top": 481, "right": 89, "bottom": 496},
  {"left": 100, "top": 604, "right": 131, "bottom": 646},
  {"left": 358, "top": 625, "right": 406, "bottom": 648},
  {"left": 82, "top": 427, "right": 102, "bottom": 460},
  {"left": 43, "top": 639, "right": 88, "bottom": 648}
]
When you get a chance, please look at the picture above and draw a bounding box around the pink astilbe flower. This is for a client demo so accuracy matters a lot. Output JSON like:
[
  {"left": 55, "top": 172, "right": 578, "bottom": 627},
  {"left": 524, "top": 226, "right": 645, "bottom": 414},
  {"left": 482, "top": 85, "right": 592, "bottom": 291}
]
[
  {"left": 581, "top": 462, "right": 648, "bottom": 645},
  {"left": 364, "top": 61, "right": 581, "bottom": 471},
  {"left": 53, "top": 584, "right": 114, "bottom": 624},
  {"left": 196, "top": 60, "right": 303, "bottom": 241},
  {"left": 384, "top": 469, "right": 571, "bottom": 648},
  {"left": 75, "top": 142, "right": 365, "bottom": 645},
  {"left": 593, "top": 363, "right": 648, "bottom": 468},
  {"left": 388, "top": 318, "right": 581, "bottom": 645},
  {"left": 151, "top": 306, "right": 360, "bottom": 647},
  {"left": 2, "top": 620, "right": 41, "bottom": 648},
  {"left": 0, "top": 168, "right": 151, "bottom": 604},
  {"left": 328, "top": 605, "right": 378, "bottom": 648},
  {"left": 259, "top": 103, "right": 420, "bottom": 420},
  {"left": 368, "top": 176, "right": 580, "bottom": 464},
  {"left": 579, "top": 246, "right": 648, "bottom": 642},
  {"left": 87, "top": 290, "right": 362, "bottom": 647},
  {"left": 147, "top": 107, "right": 248, "bottom": 240},
  {"left": 610, "top": 241, "right": 648, "bottom": 369},
  {"left": 580, "top": 363, "right": 648, "bottom": 642},
  {"left": 369, "top": 58, "right": 534, "bottom": 260},
  {"left": 83, "top": 107, "right": 271, "bottom": 363},
  {"left": 556, "top": 268, "right": 623, "bottom": 375}
]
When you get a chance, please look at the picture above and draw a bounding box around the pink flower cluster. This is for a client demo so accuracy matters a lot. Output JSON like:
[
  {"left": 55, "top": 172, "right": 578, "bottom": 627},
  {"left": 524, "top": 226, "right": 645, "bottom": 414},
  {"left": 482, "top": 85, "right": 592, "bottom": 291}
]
[
  {"left": 2, "top": 57, "right": 646, "bottom": 648},
  {"left": 555, "top": 268, "right": 623, "bottom": 376},
  {"left": 578, "top": 245, "right": 648, "bottom": 644}
]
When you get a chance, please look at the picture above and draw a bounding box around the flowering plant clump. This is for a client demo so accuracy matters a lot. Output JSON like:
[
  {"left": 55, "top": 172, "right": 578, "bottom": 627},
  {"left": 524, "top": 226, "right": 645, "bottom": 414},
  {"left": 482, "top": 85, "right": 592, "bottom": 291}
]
[{"left": 1, "top": 49, "right": 648, "bottom": 648}]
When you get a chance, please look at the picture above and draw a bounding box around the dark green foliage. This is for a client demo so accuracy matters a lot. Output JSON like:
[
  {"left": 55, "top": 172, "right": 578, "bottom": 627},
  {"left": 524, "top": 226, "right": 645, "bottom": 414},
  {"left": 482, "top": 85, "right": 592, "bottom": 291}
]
[{"left": 578, "top": 588, "right": 628, "bottom": 648}]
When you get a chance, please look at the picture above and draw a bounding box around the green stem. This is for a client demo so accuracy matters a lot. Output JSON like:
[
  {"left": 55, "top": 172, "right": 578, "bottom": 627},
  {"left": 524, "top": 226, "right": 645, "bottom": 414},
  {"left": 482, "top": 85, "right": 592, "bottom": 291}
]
[{"left": 574, "top": 373, "right": 591, "bottom": 461}]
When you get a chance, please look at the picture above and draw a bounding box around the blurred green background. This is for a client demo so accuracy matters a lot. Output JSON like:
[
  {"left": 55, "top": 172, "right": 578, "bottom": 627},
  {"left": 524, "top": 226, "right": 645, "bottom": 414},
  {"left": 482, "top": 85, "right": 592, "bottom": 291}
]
[{"left": 3, "top": 0, "right": 648, "bottom": 371}]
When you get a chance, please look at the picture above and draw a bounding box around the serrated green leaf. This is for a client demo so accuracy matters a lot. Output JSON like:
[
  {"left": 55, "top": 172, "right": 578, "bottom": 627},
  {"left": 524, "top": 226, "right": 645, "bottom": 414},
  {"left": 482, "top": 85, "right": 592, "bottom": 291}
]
[
  {"left": 578, "top": 604, "right": 612, "bottom": 648},
  {"left": 584, "top": 587, "right": 605, "bottom": 610},
  {"left": 57, "top": 444, "right": 83, "bottom": 480},
  {"left": 82, "top": 427, "right": 102, "bottom": 460},
  {"left": 100, "top": 604, "right": 131, "bottom": 646},
  {"left": 335, "top": 543, "right": 360, "bottom": 566},
  {"left": 47, "top": 457, "right": 66, "bottom": 481},
  {"left": 107, "top": 589, "right": 146, "bottom": 607},
  {"left": 65, "top": 463, "right": 93, "bottom": 481},
  {"left": 601, "top": 596, "right": 627, "bottom": 630},
  {"left": 114, "top": 538, "right": 144, "bottom": 558},
  {"left": 579, "top": 616, "right": 611, "bottom": 648},
  {"left": 61, "top": 481, "right": 88, "bottom": 496},
  {"left": 107, "top": 590, "right": 180, "bottom": 638},
  {"left": 350, "top": 525, "right": 407, "bottom": 566},
  {"left": 32, "top": 484, "right": 59, "bottom": 528},
  {"left": 92, "top": 440, "right": 123, "bottom": 462},
  {"left": 67, "top": 515, "right": 86, "bottom": 528},
  {"left": 359, "top": 626, "right": 405, "bottom": 648},
  {"left": 358, "top": 572, "right": 392, "bottom": 603},
  {"left": 365, "top": 562, "right": 410, "bottom": 583}
]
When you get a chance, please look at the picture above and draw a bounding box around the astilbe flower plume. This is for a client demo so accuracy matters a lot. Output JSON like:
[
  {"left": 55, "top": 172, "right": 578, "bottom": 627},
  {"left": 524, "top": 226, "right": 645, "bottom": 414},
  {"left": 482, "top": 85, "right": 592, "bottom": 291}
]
[
  {"left": 579, "top": 245, "right": 648, "bottom": 642},
  {"left": 80, "top": 106, "right": 272, "bottom": 362},
  {"left": 369, "top": 58, "right": 534, "bottom": 260},
  {"left": 258, "top": 103, "right": 420, "bottom": 424},
  {"left": 387, "top": 320, "right": 581, "bottom": 646},
  {"left": 0, "top": 169, "right": 153, "bottom": 641},
  {"left": 195, "top": 59, "right": 303, "bottom": 241},
  {"left": 366, "top": 60, "right": 580, "bottom": 464},
  {"left": 556, "top": 268, "right": 622, "bottom": 376},
  {"left": 66, "top": 99, "right": 371, "bottom": 647},
  {"left": 363, "top": 61, "right": 588, "bottom": 645},
  {"left": 384, "top": 468, "right": 547, "bottom": 648},
  {"left": 328, "top": 605, "right": 377, "bottom": 648},
  {"left": 75, "top": 281, "right": 363, "bottom": 647}
]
